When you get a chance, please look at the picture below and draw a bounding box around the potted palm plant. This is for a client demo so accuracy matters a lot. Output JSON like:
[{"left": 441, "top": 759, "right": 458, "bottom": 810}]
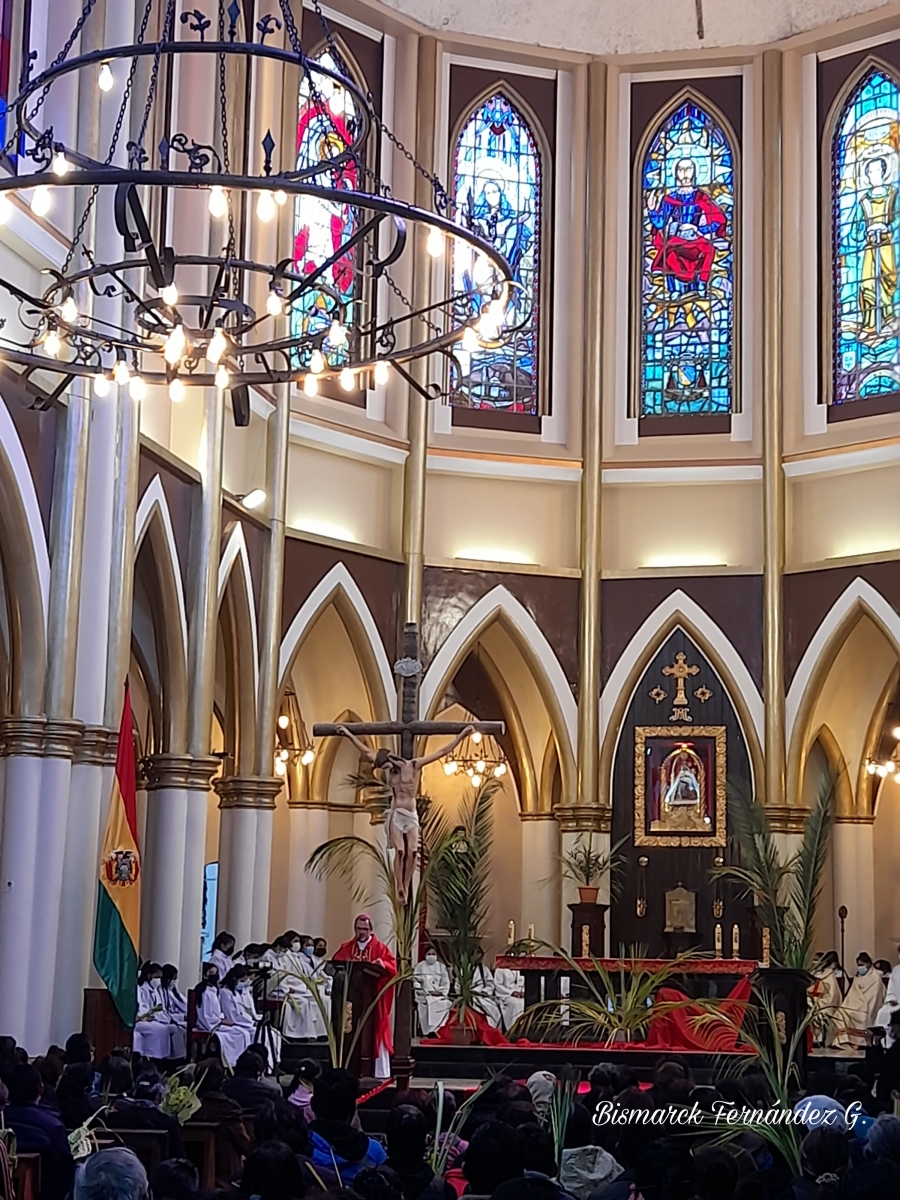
[{"left": 560, "top": 834, "right": 627, "bottom": 904}]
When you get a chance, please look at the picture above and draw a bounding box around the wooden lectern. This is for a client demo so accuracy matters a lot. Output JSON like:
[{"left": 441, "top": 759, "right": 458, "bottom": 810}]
[{"left": 330, "top": 959, "right": 389, "bottom": 1080}]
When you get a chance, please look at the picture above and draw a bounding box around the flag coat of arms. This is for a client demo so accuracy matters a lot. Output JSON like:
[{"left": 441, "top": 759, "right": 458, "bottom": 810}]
[{"left": 93, "top": 682, "right": 141, "bottom": 1026}]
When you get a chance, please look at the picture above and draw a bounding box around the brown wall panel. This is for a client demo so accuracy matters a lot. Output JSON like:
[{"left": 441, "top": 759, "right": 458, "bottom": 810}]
[{"left": 137, "top": 447, "right": 197, "bottom": 588}]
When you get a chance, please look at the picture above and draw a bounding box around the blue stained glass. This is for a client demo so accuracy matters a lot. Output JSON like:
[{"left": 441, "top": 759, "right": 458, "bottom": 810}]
[
  {"left": 292, "top": 51, "right": 361, "bottom": 369},
  {"left": 451, "top": 94, "right": 541, "bottom": 415},
  {"left": 637, "top": 101, "right": 736, "bottom": 417},
  {"left": 831, "top": 69, "right": 900, "bottom": 406}
]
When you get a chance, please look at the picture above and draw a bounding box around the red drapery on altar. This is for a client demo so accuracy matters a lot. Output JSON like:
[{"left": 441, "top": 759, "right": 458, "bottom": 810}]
[
  {"left": 643, "top": 977, "right": 751, "bottom": 1052},
  {"left": 433, "top": 1008, "right": 510, "bottom": 1047}
]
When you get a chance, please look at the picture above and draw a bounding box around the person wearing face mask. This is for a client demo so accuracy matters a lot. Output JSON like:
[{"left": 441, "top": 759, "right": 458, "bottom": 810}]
[
  {"left": 134, "top": 961, "right": 176, "bottom": 1059},
  {"left": 161, "top": 964, "right": 188, "bottom": 1059},
  {"left": 833, "top": 952, "right": 886, "bottom": 1048},
  {"left": 209, "top": 931, "right": 237, "bottom": 981},
  {"left": 873, "top": 945, "right": 900, "bottom": 1043},
  {"left": 273, "top": 931, "right": 325, "bottom": 1042},
  {"left": 218, "top": 967, "right": 257, "bottom": 1064},
  {"left": 414, "top": 945, "right": 451, "bottom": 1037},
  {"left": 493, "top": 960, "right": 526, "bottom": 1033},
  {"left": 312, "top": 938, "right": 330, "bottom": 972},
  {"left": 194, "top": 963, "right": 249, "bottom": 1067}
]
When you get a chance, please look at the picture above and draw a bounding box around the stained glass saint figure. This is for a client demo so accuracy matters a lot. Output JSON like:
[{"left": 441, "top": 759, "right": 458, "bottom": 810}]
[
  {"left": 451, "top": 93, "right": 541, "bottom": 415},
  {"left": 831, "top": 68, "right": 900, "bottom": 406},
  {"left": 292, "top": 50, "right": 361, "bottom": 369},
  {"left": 637, "top": 100, "right": 736, "bottom": 417}
]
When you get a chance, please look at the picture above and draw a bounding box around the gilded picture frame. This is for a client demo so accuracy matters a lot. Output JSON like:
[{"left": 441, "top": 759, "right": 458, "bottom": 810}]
[{"left": 634, "top": 725, "right": 727, "bottom": 847}]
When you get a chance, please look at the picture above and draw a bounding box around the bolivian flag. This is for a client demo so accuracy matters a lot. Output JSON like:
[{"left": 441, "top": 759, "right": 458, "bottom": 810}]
[{"left": 93, "top": 682, "right": 141, "bottom": 1027}]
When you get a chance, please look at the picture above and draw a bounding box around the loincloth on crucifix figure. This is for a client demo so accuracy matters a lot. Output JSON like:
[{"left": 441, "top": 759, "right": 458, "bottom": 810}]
[{"left": 335, "top": 723, "right": 475, "bottom": 903}]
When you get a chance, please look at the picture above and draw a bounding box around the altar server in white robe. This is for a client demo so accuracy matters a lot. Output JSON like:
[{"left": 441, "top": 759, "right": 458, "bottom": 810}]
[
  {"left": 218, "top": 967, "right": 256, "bottom": 1064},
  {"left": 161, "top": 964, "right": 188, "bottom": 1059},
  {"left": 209, "top": 932, "right": 236, "bottom": 981},
  {"left": 874, "top": 946, "right": 900, "bottom": 1042},
  {"left": 493, "top": 962, "right": 525, "bottom": 1032},
  {"left": 194, "top": 964, "right": 248, "bottom": 1066},
  {"left": 810, "top": 951, "right": 844, "bottom": 1047},
  {"left": 833, "top": 952, "right": 886, "bottom": 1048},
  {"left": 269, "top": 934, "right": 323, "bottom": 1040},
  {"left": 133, "top": 962, "right": 174, "bottom": 1059},
  {"left": 471, "top": 947, "right": 502, "bottom": 1029},
  {"left": 414, "top": 946, "right": 451, "bottom": 1035}
]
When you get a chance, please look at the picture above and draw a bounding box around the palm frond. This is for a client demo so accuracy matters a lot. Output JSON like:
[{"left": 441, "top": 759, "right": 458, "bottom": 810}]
[{"left": 785, "top": 775, "right": 836, "bottom": 970}]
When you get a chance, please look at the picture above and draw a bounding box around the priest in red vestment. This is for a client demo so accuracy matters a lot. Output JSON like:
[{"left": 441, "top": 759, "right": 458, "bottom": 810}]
[{"left": 333, "top": 913, "right": 398, "bottom": 1078}]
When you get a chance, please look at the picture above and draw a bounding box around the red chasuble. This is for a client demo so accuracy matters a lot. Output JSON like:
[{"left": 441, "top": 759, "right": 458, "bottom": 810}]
[{"left": 333, "top": 935, "right": 398, "bottom": 1057}]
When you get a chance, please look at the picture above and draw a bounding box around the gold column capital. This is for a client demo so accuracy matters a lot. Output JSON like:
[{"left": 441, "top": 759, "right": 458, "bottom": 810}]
[
  {"left": 766, "top": 805, "right": 809, "bottom": 834},
  {"left": 43, "top": 718, "right": 85, "bottom": 759},
  {"left": 144, "top": 754, "right": 197, "bottom": 791},
  {"left": 0, "top": 715, "right": 47, "bottom": 757},
  {"left": 74, "top": 725, "right": 116, "bottom": 766},
  {"left": 553, "top": 804, "right": 611, "bottom": 834},
  {"left": 215, "top": 775, "right": 283, "bottom": 810}
]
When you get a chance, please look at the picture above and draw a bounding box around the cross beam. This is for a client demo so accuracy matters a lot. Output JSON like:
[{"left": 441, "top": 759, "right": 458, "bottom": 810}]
[{"left": 312, "top": 721, "right": 506, "bottom": 738}]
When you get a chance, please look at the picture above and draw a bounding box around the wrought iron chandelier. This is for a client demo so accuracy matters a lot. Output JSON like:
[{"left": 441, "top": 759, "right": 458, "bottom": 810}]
[
  {"left": 0, "top": 0, "right": 514, "bottom": 415},
  {"left": 442, "top": 711, "right": 507, "bottom": 785}
]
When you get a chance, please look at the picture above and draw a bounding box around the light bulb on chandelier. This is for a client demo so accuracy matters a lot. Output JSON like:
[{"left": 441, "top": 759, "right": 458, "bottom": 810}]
[
  {"left": 161, "top": 282, "right": 179, "bottom": 307},
  {"left": 275, "top": 759, "right": 286, "bottom": 777},
  {"left": 113, "top": 358, "right": 130, "bottom": 386},
  {"left": 304, "top": 373, "right": 319, "bottom": 397},
  {"left": 31, "top": 186, "right": 51, "bottom": 217},
  {"left": 93, "top": 374, "right": 110, "bottom": 397},
  {"left": 328, "top": 318, "right": 347, "bottom": 347},
  {"left": 208, "top": 185, "right": 228, "bottom": 219},
  {"left": 427, "top": 225, "right": 444, "bottom": 257},
  {"left": 300, "top": 748, "right": 315, "bottom": 766},
  {"left": 443, "top": 760, "right": 459, "bottom": 776},
  {"left": 266, "top": 288, "right": 284, "bottom": 317},
  {"left": 207, "top": 326, "right": 227, "bottom": 364},
  {"left": 339, "top": 367, "right": 355, "bottom": 392},
  {"left": 59, "top": 295, "right": 78, "bottom": 324},
  {"left": 164, "top": 323, "right": 186, "bottom": 364},
  {"left": 0, "top": 193, "right": 11, "bottom": 224},
  {"left": 129, "top": 375, "right": 147, "bottom": 400},
  {"left": 51, "top": 151, "right": 70, "bottom": 177},
  {"left": 309, "top": 348, "right": 326, "bottom": 375},
  {"left": 43, "top": 329, "right": 61, "bottom": 357},
  {"left": 257, "top": 190, "right": 276, "bottom": 222},
  {"left": 215, "top": 365, "right": 229, "bottom": 390},
  {"left": 374, "top": 359, "right": 390, "bottom": 387},
  {"left": 98, "top": 62, "right": 114, "bottom": 92},
  {"left": 168, "top": 377, "right": 185, "bottom": 403},
  {"left": 461, "top": 326, "right": 479, "bottom": 354}
]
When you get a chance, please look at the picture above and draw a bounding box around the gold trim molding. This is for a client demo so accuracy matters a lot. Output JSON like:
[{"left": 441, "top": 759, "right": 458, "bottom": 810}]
[
  {"left": 834, "top": 814, "right": 876, "bottom": 825},
  {"left": 43, "top": 718, "right": 85, "bottom": 759},
  {"left": 75, "top": 726, "right": 115, "bottom": 766},
  {"left": 634, "top": 725, "right": 727, "bottom": 847},
  {"left": 0, "top": 716, "right": 46, "bottom": 757},
  {"left": 215, "top": 775, "right": 283, "bottom": 810},
  {"left": 553, "top": 804, "right": 611, "bottom": 833},
  {"left": 766, "top": 805, "right": 810, "bottom": 833}
]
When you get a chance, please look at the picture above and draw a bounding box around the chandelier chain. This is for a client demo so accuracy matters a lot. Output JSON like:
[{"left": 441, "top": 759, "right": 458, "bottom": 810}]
[{"left": 216, "top": 3, "right": 236, "bottom": 261}]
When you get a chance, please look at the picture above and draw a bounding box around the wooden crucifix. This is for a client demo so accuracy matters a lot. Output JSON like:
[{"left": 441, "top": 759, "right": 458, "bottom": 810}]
[{"left": 313, "top": 623, "right": 505, "bottom": 903}]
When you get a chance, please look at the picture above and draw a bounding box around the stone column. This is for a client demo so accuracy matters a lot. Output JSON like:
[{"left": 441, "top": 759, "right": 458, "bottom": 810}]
[
  {"left": 142, "top": 755, "right": 192, "bottom": 968},
  {"left": 214, "top": 777, "right": 282, "bottom": 947},
  {"left": 286, "top": 804, "right": 330, "bottom": 936},
  {"left": 0, "top": 718, "right": 47, "bottom": 1042},
  {"left": 555, "top": 808, "right": 610, "bottom": 949},
  {"left": 520, "top": 815, "right": 561, "bottom": 947},
  {"left": 26, "top": 720, "right": 83, "bottom": 1050},
  {"left": 832, "top": 817, "right": 875, "bottom": 960},
  {"left": 180, "top": 758, "right": 221, "bottom": 982},
  {"left": 52, "top": 727, "right": 113, "bottom": 1040},
  {"left": 762, "top": 49, "right": 786, "bottom": 808}
]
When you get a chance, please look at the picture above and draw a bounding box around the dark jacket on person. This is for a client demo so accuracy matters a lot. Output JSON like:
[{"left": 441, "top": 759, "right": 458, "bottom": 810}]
[
  {"left": 192, "top": 1091, "right": 251, "bottom": 1188},
  {"left": 5, "top": 1103, "right": 76, "bottom": 1200},
  {"left": 309, "top": 1117, "right": 386, "bottom": 1184},
  {"left": 387, "top": 1158, "right": 455, "bottom": 1200},
  {"left": 108, "top": 1096, "right": 185, "bottom": 1157},
  {"left": 221, "top": 1073, "right": 282, "bottom": 1116}
]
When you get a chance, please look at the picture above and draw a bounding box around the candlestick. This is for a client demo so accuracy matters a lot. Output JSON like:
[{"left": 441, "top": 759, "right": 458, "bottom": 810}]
[
  {"left": 761, "top": 927, "right": 771, "bottom": 967},
  {"left": 581, "top": 925, "right": 590, "bottom": 957},
  {"left": 714, "top": 924, "right": 723, "bottom": 958},
  {"left": 731, "top": 924, "right": 740, "bottom": 959},
  {"left": 507, "top": 920, "right": 515, "bottom": 946},
  {"left": 527, "top": 923, "right": 535, "bottom": 941}
]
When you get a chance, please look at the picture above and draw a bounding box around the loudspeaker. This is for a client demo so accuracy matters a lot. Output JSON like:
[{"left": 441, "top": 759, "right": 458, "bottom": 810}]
[{"left": 231, "top": 383, "right": 250, "bottom": 426}]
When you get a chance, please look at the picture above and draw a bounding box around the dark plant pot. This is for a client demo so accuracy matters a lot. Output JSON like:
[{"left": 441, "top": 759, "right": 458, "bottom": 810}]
[
  {"left": 450, "top": 1025, "right": 475, "bottom": 1046},
  {"left": 578, "top": 886, "right": 599, "bottom": 904}
]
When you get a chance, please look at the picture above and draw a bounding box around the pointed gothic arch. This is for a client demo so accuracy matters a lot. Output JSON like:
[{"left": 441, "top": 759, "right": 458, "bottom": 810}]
[
  {"left": 599, "top": 590, "right": 763, "bottom": 803},
  {"left": 278, "top": 562, "right": 394, "bottom": 722},
  {"left": 133, "top": 476, "right": 188, "bottom": 752},
  {"left": 217, "top": 522, "right": 259, "bottom": 775},
  {"left": 419, "top": 585, "right": 575, "bottom": 808},
  {"left": 632, "top": 86, "right": 739, "bottom": 420}
]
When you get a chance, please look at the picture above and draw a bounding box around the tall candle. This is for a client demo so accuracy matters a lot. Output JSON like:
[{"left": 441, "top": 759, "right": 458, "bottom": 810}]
[
  {"left": 714, "top": 924, "right": 723, "bottom": 958},
  {"left": 761, "top": 927, "right": 771, "bottom": 968},
  {"left": 581, "top": 925, "right": 590, "bottom": 957},
  {"left": 527, "top": 923, "right": 535, "bottom": 941},
  {"left": 507, "top": 920, "right": 515, "bottom": 946},
  {"left": 731, "top": 924, "right": 740, "bottom": 959}
]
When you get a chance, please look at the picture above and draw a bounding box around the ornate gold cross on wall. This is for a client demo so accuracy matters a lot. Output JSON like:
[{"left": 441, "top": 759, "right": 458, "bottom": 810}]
[{"left": 662, "top": 651, "right": 700, "bottom": 722}]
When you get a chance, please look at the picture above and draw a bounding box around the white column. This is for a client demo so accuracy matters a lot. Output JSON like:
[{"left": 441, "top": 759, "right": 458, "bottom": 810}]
[
  {"left": 832, "top": 819, "right": 875, "bottom": 959},
  {"left": 25, "top": 724, "right": 82, "bottom": 1050},
  {"left": 286, "top": 805, "right": 329, "bottom": 935},
  {"left": 142, "top": 757, "right": 191, "bottom": 968},
  {"left": 179, "top": 764, "right": 219, "bottom": 984},
  {"left": 0, "top": 720, "right": 46, "bottom": 1044},
  {"left": 252, "top": 802, "right": 275, "bottom": 942},
  {"left": 215, "top": 778, "right": 283, "bottom": 948},
  {"left": 52, "top": 730, "right": 111, "bottom": 1040},
  {"left": 521, "top": 816, "right": 561, "bottom": 948}
]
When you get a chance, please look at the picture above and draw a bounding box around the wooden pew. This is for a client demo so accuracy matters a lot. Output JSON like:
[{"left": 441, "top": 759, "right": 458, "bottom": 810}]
[
  {"left": 13, "top": 1154, "right": 40, "bottom": 1200},
  {"left": 94, "top": 1129, "right": 169, "bottom": 1179},
  {"left": 181, "top": 1124, "right": 218, "bottom": 1190}
]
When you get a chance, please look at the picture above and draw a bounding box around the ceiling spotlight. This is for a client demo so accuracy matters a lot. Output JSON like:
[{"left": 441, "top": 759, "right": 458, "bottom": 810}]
[{"left": 240, "top": 488, "right": 266, "bottom": 510}]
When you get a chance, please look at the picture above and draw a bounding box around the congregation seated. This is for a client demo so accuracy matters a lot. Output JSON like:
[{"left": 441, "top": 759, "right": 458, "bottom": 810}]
[
  {"left": 253, "top": 1097, "right": 341, "bottom": 1192},
  {"left": 101, "top": 1058, "right": 185, "bottom": 1157},
  {"left": 56, "top": 1061, "right": 98, "bottom": 1130},
  {"left": 385, "top": 1104, "right": 455, "bottom": 1200},
  {"left": 74, "top": 1148, "right": 148, "bottom": 1200},
  {"left": 222, "top": 1050, "right": 281, "bottom": 1116},
  {"left": 308, "top": 1068, "right": 387, "bottom": 1184},
  {"left": 461, "top": 1120, "right": 525, "bottom": 1199},
  {"left": 286, "top": 1058, "right": 321, "bottom": 1123},
  {"left": 238, "top": 1141, "right": 308, "bottom": 1200},
  {"left": 4, "top": 1063, "right": 75, "bottom": 1200},
  {"left": 189, "top": 1057, "right": 250, "bottom": 1189}
]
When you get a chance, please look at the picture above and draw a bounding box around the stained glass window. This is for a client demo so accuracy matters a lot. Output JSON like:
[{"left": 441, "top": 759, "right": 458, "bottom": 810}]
[
  {"left": 831, "top": 68, "right": 900, "bottom": 407},
  {"left": 637, "top": 100, "right": 736, "bottom": 418},
  {"left": 292, "top": 50, "right": 362, "bottom": 370},
  {"left": 451, "top": 93, "right": 541, "bottom": 415}
]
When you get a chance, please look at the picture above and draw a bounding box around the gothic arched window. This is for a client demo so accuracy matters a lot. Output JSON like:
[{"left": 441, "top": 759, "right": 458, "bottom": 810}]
[
  {"left": 451, "top": 92, "right": 542, "bottom": 416},
  {"left": 635, "top": 97, "right": 737, "bottom": 419},
  {"left": 292, "top": 48, "right": 364, "bottom": 370},
  {"left": 829, "top": 66, "right": 900, "bottom": 408}
]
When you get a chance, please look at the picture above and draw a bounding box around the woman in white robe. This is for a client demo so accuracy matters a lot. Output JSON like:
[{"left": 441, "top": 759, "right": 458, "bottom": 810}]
[
  {"left": 493, "top": 966, "right": 525, "bottom": 1033},
  {"left": 414, "top": 948, "right": 451, "bottom": 1036},
  {"left": 194, "top": 968, "right": 248, "bottom": 1067},
  {"left": 161, "top": 964, "right": 188, "bottom": 1059},
  {"left": 470, "top": 951, "right": 502, "bottom": 1029},
  {"left": 833, "top": 953, "right": 886, "bottom": 1048},
  {"left": 209, "top": 932, "right": 236, "bottom": 982},
  {"left": 133, "top": 963, "right": 174, "bottom": 1059},
  {"left": 218, "top": 968, "right": 256, "bottom": 1064}
]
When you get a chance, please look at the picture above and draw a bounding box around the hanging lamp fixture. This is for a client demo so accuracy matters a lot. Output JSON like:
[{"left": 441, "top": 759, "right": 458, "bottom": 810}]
[{"left": 0, "top": 0, "right": 514, "bottom": 416}]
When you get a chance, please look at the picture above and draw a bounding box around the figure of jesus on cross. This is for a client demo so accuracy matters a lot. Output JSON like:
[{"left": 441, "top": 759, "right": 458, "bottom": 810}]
[{"left": 313, "top": 623, "right": 505, "bottom": 904}]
